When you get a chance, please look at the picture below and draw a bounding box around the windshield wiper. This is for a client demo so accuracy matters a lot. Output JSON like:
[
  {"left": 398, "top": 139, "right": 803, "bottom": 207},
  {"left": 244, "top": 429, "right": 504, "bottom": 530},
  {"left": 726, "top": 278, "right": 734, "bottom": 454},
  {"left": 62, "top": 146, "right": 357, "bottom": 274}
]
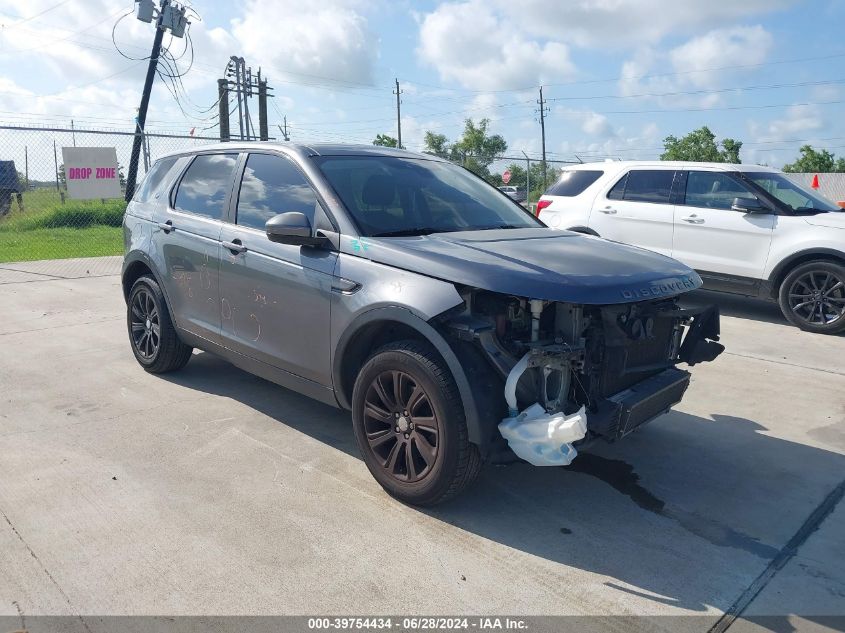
[
  {"left": 459, "top": 224, "right": 529, "bottom": 231},
  {"left": 370, "top": 227, "right": 445, "bottom": 237}
]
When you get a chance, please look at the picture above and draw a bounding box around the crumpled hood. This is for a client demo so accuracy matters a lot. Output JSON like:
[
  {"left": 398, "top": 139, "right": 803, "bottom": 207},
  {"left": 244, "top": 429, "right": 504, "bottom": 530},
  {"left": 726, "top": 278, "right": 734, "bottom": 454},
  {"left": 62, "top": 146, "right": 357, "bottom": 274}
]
[
  {"left": 804, "top": 211, "right": 845, "bottom": 229},
  {"left": 359, "top": 228, "right": 701, "bottom": 304}
]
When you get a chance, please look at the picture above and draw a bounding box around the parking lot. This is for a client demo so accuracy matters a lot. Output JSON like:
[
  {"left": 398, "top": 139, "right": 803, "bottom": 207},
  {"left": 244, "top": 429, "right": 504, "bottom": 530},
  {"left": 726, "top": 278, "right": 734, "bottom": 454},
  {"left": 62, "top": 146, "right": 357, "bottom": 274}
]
[{"left": 1, "top": 257, "right": 843, "bottom": 630}]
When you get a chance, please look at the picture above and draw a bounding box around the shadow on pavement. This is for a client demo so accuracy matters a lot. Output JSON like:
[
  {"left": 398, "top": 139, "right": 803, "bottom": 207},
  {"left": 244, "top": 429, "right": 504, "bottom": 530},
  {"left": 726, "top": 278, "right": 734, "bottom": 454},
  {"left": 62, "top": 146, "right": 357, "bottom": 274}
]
[
  {"left": 162, "top": 351, "right": 845, "bottom": 620},
  {"left": 682, "top": 289, "right": 789, "bottom": 326}
]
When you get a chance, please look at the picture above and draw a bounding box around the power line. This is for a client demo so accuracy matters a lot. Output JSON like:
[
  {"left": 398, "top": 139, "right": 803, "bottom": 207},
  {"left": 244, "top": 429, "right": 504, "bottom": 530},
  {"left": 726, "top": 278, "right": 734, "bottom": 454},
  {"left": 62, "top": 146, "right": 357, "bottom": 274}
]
[
  {"left": 399, "top": 51, "right": 845, "bottom": 95},
  {"left": 2, "top": 0, "right": 72, "bottom": 26},
  {"left": 561, "top": 98, "right": 845, "bottom": 116},
  {"left": 547, "top": 78, "right": 845, "bottom": 103}
]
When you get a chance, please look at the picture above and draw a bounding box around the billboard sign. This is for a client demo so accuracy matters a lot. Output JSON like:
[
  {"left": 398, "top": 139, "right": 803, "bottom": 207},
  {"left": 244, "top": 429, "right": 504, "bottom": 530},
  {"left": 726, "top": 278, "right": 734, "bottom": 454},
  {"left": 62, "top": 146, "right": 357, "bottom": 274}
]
[{"left": 62, "top": 147, "right": 122, "bottom": 199}]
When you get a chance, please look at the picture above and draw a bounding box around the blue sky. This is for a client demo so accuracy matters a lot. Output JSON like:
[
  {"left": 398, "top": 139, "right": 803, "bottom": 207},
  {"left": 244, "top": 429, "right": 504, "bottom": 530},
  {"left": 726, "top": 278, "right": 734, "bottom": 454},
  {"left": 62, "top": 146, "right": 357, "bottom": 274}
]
[{"left": 1, "top": 0, "right": 844, "bottom": 171}]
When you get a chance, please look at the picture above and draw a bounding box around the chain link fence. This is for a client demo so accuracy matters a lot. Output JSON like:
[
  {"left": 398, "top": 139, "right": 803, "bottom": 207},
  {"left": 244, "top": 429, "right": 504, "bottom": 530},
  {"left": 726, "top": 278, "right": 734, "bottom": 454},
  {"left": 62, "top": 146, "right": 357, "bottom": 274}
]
[{"left": 0, "top": 124, "right": 222, "bottom": 265}]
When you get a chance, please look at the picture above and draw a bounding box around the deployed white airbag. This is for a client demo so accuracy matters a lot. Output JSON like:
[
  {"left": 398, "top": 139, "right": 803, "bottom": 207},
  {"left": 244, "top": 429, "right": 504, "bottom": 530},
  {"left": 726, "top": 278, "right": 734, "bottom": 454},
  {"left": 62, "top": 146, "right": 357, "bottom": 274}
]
[{"left": 498, "top": 404, "right": 587, "bottom": 466}]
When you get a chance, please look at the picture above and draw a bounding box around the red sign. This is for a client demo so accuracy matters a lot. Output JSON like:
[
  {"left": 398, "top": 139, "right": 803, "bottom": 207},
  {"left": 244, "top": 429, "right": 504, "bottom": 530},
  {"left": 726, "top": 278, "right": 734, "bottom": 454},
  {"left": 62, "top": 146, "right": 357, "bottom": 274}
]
[{"left": 502, "top": 169, "right": 511, "bottom": 184}]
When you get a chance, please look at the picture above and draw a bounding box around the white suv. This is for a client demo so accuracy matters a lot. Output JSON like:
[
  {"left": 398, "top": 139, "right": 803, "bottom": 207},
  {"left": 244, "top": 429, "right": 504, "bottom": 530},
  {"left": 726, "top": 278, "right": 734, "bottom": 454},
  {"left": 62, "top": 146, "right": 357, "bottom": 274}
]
[{"left": 537, "top": 161, "right": 845, "bottom": 334}]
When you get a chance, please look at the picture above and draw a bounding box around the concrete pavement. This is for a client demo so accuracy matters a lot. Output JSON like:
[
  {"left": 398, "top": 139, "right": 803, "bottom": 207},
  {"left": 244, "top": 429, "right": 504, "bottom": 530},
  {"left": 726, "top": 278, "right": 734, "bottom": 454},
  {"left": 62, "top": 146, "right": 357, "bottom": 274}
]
[{"left": 0, "top": 257, "right": 843, "bottom": 630}]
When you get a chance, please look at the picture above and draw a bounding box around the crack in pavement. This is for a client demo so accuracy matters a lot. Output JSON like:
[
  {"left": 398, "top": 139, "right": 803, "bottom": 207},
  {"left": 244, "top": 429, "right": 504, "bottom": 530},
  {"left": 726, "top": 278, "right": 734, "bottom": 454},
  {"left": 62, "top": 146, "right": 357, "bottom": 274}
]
[
  {"left": 723, "top": 351, "right": 845, "bottom": 377},
  {"left": 709, "top": 477, "right": 845, "bottom": 633},
  {"left": 0, "top": 506, "right": 91, "bottom": 632}
]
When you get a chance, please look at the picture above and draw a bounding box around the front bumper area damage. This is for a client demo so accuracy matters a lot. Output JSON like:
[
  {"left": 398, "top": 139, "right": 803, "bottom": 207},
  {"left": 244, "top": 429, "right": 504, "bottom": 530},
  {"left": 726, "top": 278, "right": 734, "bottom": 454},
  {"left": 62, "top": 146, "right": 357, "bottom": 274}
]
[{"left": 442, "top": 292, "right": 724, "bottom": 465}]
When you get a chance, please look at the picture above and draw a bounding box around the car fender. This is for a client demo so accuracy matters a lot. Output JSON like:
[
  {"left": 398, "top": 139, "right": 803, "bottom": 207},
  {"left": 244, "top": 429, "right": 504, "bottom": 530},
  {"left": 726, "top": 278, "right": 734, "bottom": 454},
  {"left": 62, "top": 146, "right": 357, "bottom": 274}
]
[
  {"left": 122, "top": 249, "right": 176, "bottom": 315},
  {"left": 764, "top": 243, "right": 845, "bottom": 296},
  {"left": 332, "top": 305, "right": 486, "bottom": 451}
]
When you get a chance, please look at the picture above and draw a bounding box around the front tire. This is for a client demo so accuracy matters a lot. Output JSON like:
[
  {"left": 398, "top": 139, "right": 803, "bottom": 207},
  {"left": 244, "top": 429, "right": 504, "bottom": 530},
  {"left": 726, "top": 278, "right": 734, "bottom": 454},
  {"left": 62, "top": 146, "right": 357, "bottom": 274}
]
[
  {"left": 351, "top": 341, "right": 481, "bottom": 506},
  {"left": 127, "top": 275, "right": 193, "bottom": 373},
  {"left": 778, "top": 261, "right": 845, "bottom": 334}
]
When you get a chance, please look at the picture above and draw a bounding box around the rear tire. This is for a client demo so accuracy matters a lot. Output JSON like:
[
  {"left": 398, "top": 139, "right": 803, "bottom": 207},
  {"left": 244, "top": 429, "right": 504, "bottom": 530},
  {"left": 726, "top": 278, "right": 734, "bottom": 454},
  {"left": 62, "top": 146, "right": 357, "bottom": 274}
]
[
  {"left": 351, "top": 340, "right": 481, "bottom": 506},
  {"left": 778, "top": 260, "right": 845, "bottom": 334},
  {"left": 127, "top": 275, "right": 193, "bottom": 373}
]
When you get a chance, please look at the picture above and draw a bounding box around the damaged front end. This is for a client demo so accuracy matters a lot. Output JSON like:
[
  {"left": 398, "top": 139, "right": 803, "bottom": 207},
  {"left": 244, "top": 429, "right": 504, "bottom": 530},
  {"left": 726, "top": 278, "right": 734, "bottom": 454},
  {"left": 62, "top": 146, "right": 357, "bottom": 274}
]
[{"left": 441, "top": 290, "right": 724, "bottom": 465}]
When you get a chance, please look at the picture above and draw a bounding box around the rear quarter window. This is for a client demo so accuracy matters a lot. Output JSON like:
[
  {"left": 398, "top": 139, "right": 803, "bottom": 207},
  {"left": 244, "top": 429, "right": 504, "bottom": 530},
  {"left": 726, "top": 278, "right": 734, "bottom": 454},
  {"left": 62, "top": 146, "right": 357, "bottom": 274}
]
[
  {"left": 173, "top": 153, "right": 239, "bottom": 220},
  {"left": 133, "top": 157, "right": 178, "bottom": 203},
  {"left": 546, "top": 170, "right": 603, "bottom": 197}
]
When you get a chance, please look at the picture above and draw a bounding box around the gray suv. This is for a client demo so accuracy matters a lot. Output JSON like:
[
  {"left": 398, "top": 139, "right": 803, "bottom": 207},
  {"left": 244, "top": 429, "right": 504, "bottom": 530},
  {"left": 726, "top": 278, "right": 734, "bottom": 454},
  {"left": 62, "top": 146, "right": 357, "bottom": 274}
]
[{"left": 122, "top": 143, "right": 723, "bottom": 505}]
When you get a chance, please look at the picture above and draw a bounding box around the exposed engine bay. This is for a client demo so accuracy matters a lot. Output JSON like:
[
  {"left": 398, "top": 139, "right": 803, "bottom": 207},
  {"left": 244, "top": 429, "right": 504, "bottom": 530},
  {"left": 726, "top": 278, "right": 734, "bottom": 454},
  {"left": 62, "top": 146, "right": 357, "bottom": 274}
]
[{"left": 441, "top": 288, "right": 724, "bottom": 465}]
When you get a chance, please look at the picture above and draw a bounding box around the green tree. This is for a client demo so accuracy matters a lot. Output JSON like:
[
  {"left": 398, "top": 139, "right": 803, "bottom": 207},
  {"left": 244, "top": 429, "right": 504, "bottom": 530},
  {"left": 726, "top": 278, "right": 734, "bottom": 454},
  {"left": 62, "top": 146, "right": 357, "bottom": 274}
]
[
  {"left": 372, "top": 133, "right": 399, "bottom": 148},
  {"left": 422, "top": 131, "right": 450, "bottom": 159},
  {"left": 452, "top": 118, "right": 507, "bottom": 179},
  {"left": 782, "top": 145, "right": 845, "bottom": 173},
  {"left": 423, "top": 119, "right": 507, "bottom": 179},
  {"left": 720, "top": 138, "right": 743, "bottom": 164},
  {"left": 661, "top": 126, "right": 743, "bottom": 163}
]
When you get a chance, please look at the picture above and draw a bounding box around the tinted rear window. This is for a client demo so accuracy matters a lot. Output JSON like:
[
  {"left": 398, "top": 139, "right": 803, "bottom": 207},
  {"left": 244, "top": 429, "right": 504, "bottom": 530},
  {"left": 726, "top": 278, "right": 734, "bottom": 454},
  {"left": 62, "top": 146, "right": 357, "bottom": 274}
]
[
  {"left": 618, "top": 169, "right": 675, "bottom": 204},
  {"left": 174, "top": 153, "right": 238, "bottom": 220},
  {"left": 546, "top": 170, "right": 603, "bottom": 197},
  {"left": 134, "top": 157, "right": 178, "bottom": 202}
]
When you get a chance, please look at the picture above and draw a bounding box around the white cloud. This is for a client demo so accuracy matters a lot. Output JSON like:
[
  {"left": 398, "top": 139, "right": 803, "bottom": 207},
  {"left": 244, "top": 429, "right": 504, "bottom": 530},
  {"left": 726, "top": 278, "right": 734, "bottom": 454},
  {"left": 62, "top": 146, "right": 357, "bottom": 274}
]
[
  {"left": 417, "top": 0, "right": 575, "bottom": 91},
  {"left": 496, "top": 0, "right": 794, "bottom": 49},
  {"left": 556, "top": 121, "right": 663, "bottom": 161},
  {"left": 618, "top": 26, "right": 774, "bottom": 107},
  {"left": 231, "top": 0, "right": 377, "bottom": 87},
  {"left": 752, "top": 104, "right": 825, "bottom": 141},
  {"left": 669, "top": 26, "right": 773, "bottom": 88}
]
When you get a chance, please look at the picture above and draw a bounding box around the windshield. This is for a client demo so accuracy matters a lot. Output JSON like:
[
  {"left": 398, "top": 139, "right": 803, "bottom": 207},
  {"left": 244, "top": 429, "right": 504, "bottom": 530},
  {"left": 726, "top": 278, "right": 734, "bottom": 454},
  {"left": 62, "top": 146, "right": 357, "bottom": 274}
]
[
  {"left": 742, "top": 172, "right": 840, "bottom": 213},
  {"left": 314, "top": 156, "right": 541, "bottom": 237}
]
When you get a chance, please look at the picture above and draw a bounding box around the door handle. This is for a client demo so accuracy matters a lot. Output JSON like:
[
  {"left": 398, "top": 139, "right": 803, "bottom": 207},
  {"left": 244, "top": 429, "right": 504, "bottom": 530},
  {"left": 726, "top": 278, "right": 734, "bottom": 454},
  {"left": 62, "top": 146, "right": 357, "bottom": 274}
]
[
  {"left": 157, "top": 220, "right": 174, "bottom": 233},
  {"left": 598, "top": 207, "right": 618, "bottom": 214},
  {"left": 222, "top": 239, "right": 247, "bottom": 254},
  {"left": 681, "top": 215, "right": 705, "bottom": 224}
]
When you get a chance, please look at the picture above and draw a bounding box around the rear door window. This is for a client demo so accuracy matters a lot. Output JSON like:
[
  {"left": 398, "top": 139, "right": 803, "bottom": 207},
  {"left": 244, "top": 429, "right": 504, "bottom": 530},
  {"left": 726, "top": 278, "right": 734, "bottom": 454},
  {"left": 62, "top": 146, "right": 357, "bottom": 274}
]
[
  {"left": 546, "top": 170, "right": 603, "bottom": 196},
  {"left": 620, "top": 170, "right": 675, "bottom": 204},
  {"left": 173, "top": 153, "right": 239, "bottom": 220}
]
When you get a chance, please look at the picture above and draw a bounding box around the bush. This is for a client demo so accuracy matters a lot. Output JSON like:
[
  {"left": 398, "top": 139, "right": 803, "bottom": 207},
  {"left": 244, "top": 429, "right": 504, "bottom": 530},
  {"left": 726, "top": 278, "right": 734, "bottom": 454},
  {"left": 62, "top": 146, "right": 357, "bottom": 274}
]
[
  {"left": 0, "top": 199, "right": 127, "bottom": 232},
  {"left": 40, "top": 201, "right": 126, "bottom": 229}
]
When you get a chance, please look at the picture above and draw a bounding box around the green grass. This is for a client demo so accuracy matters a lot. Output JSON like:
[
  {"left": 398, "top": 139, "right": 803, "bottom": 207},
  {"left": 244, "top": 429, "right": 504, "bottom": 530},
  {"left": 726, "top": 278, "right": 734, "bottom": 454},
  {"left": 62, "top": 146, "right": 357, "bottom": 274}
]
[
  {"left": 0, "top": 190, "right": 125, "bottom": 262},
  {"left": 0, "top": 226, "right": 123, "bottom": 263}
]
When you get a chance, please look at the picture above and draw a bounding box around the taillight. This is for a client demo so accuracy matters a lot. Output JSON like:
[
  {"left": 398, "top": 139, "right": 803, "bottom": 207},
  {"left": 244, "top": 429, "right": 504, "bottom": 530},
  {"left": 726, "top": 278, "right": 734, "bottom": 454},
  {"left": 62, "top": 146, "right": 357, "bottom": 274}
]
[{"left": 535, "top": 199, "right": 552, "bottom": 216}]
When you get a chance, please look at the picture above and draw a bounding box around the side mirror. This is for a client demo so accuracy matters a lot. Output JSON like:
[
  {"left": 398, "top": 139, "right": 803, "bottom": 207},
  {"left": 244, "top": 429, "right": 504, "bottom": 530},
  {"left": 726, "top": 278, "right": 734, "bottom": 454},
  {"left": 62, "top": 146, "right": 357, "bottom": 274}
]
[
  {"left": 265, "top": 212, "right": 326, "bottom": 246},
  {"left": 731, "top": 197, "right": 768, "bottom": 214}
]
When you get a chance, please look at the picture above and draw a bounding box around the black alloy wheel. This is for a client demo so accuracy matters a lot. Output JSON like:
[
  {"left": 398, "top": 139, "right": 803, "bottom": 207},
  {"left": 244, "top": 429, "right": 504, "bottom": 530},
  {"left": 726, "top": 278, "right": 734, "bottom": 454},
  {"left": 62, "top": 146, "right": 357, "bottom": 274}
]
[
  {"left": 363, "top": 369, "right": 441, "bottom": 483},
  {"left": 779, "top": 261, "right": 845, "bottom": 334},
  {"left": 351, "top": 340, "right": 481, "bottom": 505},
  {"left": 130, "top": 287, "right": 161, "bottom": 360},
  {"left": 126, "top": 275, "right": 193, "bottom": 372}
]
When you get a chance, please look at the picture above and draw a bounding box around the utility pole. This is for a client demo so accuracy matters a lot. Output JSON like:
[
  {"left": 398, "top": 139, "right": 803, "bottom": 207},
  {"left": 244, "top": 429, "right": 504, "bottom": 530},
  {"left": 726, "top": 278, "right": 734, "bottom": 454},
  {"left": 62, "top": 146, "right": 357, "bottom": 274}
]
[
  {"left": 394, "top": 78, "right": 402, "bottom": 149},
  {"left": 125, "top": 0, "right": 189, "bottom": 202},
  {"left": 537, "top": 85, "right": 549, "bottom": 191},
  {"left": 217, "top": 78, "right": 230, "bottom": 141},
  {"left": 278, "top": 117, "right": 289, "bottom": 141},
  {"left": 258, "top": 70, "right": 269, "bottom": 141},
  {"left": 243, "top": 62, "right": 253, "bottom": 139},
  {"left": 224, "top": 57, "right": 269, "bottom": 141},
  {"left": 229, "top": 57, "right": 244, "bottom": 140}
]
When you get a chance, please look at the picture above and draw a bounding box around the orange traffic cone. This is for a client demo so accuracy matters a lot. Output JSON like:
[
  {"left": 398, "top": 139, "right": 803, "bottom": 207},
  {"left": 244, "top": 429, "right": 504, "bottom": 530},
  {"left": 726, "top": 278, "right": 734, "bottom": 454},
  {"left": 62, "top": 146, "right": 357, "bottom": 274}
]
[{"left": 811, "top": 174, "right": 820, "bottom": 189}]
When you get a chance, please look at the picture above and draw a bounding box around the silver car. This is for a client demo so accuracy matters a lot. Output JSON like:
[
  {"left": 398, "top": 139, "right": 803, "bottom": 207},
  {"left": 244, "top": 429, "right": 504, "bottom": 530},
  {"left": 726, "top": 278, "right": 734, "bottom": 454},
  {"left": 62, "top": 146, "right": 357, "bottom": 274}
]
[{"left": 122, "top": 143, "right": 723, "bottom": 505}]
